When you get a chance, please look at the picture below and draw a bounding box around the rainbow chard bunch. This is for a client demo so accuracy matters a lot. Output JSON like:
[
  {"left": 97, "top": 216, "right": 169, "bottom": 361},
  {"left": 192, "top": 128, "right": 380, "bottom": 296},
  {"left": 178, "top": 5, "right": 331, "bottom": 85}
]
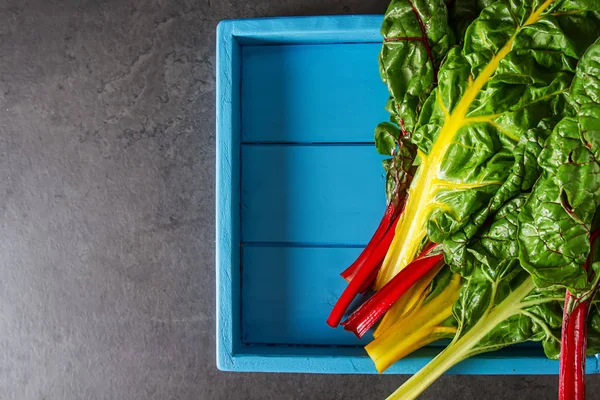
[{"left": 326, "top": 1, "right": 600, "bottom": 399}]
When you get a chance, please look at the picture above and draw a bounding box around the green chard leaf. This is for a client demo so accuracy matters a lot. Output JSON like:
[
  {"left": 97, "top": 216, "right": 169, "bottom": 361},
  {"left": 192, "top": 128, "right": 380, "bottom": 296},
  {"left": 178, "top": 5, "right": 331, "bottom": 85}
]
[
  {"left": 444, "top": 120, "right": 551, "bottom": 274},
  {"left": 570, "top": 40, "right": 600, "bottom": 159},
  {"left": 379, "top": 0, "right": 455, "bottom": 134},
  {"left": 375, "top": 121, "right": 401, "bottom": 156},
  {"left": 380, "top": 0, "right": 491, "bottom": 133},
  {"left": 451, "top": 196, "right": 564, "bottom": 361},
  {"left": 417, "top": 0, "right": 600, "bottom": 244},
  {"left": 518, "top": 38, "right": 600, "bottom": 292},
  {"left": 388, "top": 196, "right": 565, "bottom": 400},
  {"left": 447, "top": 0, "right": 495, "bottom": 40},
  {"left": 377, "top": 0, "right": 600, "bottom": 289},
  {"left": 446, "top": 194, "right": 528, "bottom": 275}
]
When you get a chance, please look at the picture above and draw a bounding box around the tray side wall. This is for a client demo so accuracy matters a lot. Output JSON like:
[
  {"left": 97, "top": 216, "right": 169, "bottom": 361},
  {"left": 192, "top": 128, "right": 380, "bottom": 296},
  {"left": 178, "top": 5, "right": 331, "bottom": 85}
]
[{"left": 216, "top": 20, "right": 242, "bottom": 371}]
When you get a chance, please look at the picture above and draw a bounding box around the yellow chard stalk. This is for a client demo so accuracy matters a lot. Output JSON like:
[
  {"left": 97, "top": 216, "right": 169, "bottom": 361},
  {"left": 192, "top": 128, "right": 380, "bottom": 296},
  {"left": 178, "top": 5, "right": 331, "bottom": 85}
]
[{"left": 367, "top": 269, "right": 461, "bottom": 372}]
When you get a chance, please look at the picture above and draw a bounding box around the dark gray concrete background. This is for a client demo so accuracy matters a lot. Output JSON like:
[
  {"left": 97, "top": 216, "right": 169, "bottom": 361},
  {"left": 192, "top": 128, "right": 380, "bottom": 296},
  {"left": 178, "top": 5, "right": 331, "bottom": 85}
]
[{"left": 1, "top": 0, "right": 598, "bottom": 399}]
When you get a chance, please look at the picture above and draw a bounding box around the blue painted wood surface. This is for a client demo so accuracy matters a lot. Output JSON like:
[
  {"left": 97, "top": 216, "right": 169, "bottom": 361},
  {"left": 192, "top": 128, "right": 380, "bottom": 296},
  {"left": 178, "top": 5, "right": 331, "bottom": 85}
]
[
  {"left": 216, "top": 16, "right": 600, "bottom": 374},
  {"left": 242, "top": 44, "right": 388, "bottom": 143},
  {"left": 241, "top": 145, "right": 386, "bottom": 244},
  {"left": 242, "top": 246, "right": 372, "bottom": 345}
]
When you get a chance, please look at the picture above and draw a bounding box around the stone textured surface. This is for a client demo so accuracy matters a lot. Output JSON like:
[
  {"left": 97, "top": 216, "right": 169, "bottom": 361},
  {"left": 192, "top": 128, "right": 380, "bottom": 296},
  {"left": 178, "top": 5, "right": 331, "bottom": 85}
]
[{"left": 1, "top": 1, "right": 598, "bottom": 399}]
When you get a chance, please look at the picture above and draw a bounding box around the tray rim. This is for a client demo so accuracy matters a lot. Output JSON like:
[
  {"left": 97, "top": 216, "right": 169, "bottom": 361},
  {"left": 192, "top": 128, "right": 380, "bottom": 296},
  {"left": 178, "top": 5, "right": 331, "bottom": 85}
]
[{"left": 215, "top": 15, "right": 600, "bottom": 374}]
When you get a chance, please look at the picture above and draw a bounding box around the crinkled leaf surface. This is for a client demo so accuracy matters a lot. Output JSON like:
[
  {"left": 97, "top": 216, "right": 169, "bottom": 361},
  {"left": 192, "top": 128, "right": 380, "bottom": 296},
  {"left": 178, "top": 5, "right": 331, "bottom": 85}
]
[
  {"left": 571, "top": 39, "right": 600, "bottom": 158},
  {"left": 448, "top": 196, "right": 564, "bottom": 359},
  {"left": 379, "top": 0, "right": 455, "bottom": 133},
  {"left": 519, "top": 39, "right": 600, "bottom": 291},
  {"left": 389, "top": 197, "right": 565, "bottom": 399},
  {"left": 444, "top": 119, "right": 552, "bottom": 274},
  {"left": 377, "top": 0, "right": 600, "bottom": 289},
  {"left": 418, "top": 0, "right": 600, "bottom": 243},
  {"left": 447, "top": 0, "right": 495, "bottom": 40}
]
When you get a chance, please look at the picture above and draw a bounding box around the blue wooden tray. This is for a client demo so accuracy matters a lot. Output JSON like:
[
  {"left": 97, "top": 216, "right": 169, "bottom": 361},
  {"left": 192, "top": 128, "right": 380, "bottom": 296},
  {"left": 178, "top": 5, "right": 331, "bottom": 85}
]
[{"left": 215, "top": 15, "right": 600, "bottom": 374}]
